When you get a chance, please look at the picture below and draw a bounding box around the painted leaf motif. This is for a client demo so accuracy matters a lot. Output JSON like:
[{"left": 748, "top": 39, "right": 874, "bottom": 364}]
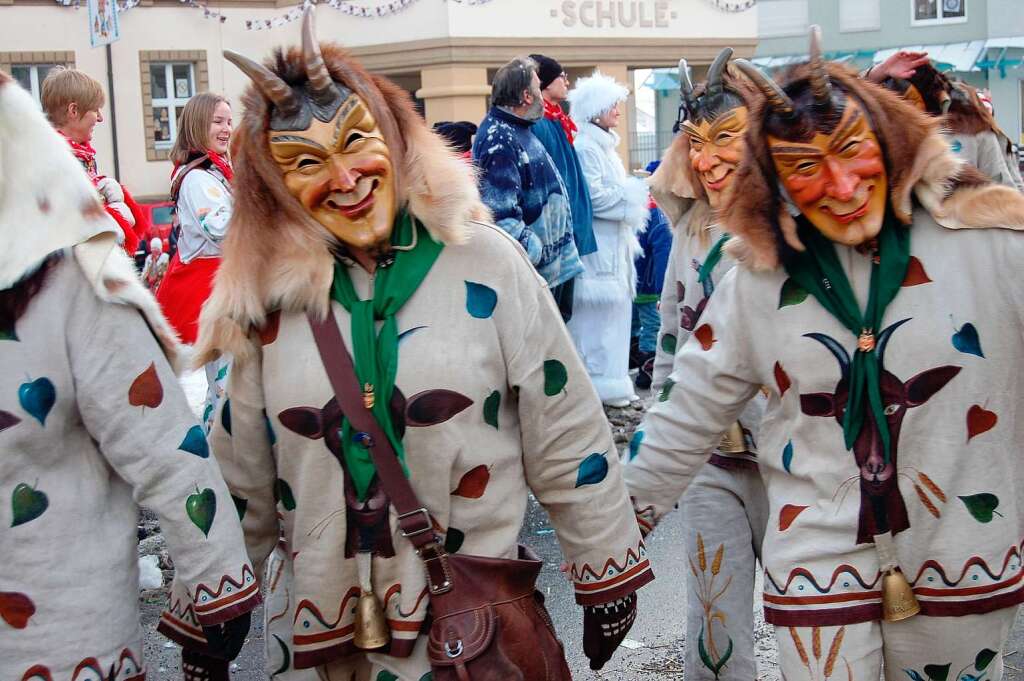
[
  {"left": 482, "top": 390, "right": 500, "bottom": 429},
  {"left": 452, "top": 465, "right": 490, "bottom": 499},
  {"left": 278, "top": 406, "right": 325, "bottom": 440},
  {"left": 231, "top": 494, "right": 248, "bottom": 521},
  {"left": 924, "top": 663, "right": 950, "bottom": 681},
  {"left": 11, "top": 483, "right": 48, "bottom": 527},
  {"left": 275, "top": 479, "right": 297, "bottom": 511},
  {"left": 661, "top": 333, "right": 677, "bottom": 355},
  {"left": 376, "top": 671, "right": 399, "bottom": 681},
  {"left": 676, "top": 281, "right": 685, "bottom": 302},
  {"left": 406, "top": 390, "right": 473, "bottom": 427},
  {"left": 178, "top": 425, "right": 210, "bottom": 458},
  {"left": 221, "top": 399, "right": 232, "bottom": 436},
  {"left": 397, "top": 325, "right": 428, "bottom": 345},
  {"left": 0, "top": 410, "right": 20, "bottom": 434},
  {"left": 779, "top": 278, "right": 809, "bottom": 308},
  {"left": 778, "top": 504, "right": 808, "bottom": 531},
  {"left": 904, "top": 671, "right": 926, "bottom": 681},
  {"left": 0, "top": 591, "right": 35, "bottom": 629},
  {"left": 902, "top": 256, "right": 932, "bottom": 287},
  {"left": 951, "top": 322, "right": 984, "bottom": 359},
  {"left": 444, "top": 527, "right": 465, "bottom": 554},
  {"left": 782, "top": 440, "right": 794, "bottom": 474},
  {"left": 694, "top": 324, "right": 715, "bottom": 351},
  {"left": 575, "top": 452, "right": 609, "bottom": 488},
  {"left": 659, "top": 377, "right": 676, "bottom": 402},
  {"left": 543, "top": 359, "right": 568, "bottom": 396},
  {"left": 966, "top": 405, "right": 997, "bottom": 441},
  {"left": 128, "top": 363, "right": 163, "bottom": 408},
  {"left": 975, "top": 649, "right": 997, "bottom": 672},
  {"left": 265, "top": 412, "right": 277, "bottom": 445},
  {"left": 258, "top": 310, "right": 281, "bottom": 346},
  {"left": 774, "top": 362, "right": 791, "bottom": 396},
  {"left": 465, "top": 281, "right": 498, "bottom": 319},
  {"left": 0, "top": 319, "right": 17, "bottom": 342},
  {"left": 419, "top": 674, "right": 433, "bottom": 681},
  {"left": 18, "top": 377, "right": 55, "bottom": 427},
  {"left": 959, "top": 493, "right": 1001, "bottom": 523},
  {"left": 629, "top": 430, "right": 644, "bottom": 461},
  {"left": 271, "top": 633, "right": 292, "bottom": 675},
  {"left": 715, "top": 637, "right": 734, "bottom": 674},
  {"left": 186, "top": 488, "right": 217, "bottom": 537}
]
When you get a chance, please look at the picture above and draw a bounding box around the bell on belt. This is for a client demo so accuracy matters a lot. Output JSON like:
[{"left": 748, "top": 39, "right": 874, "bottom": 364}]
[
  {"left": 354, "top": 588, "right": 390, "bottom": 649},
  {"left": 718, "top": 421, "right": 747, "bottom": 454},
  {"left": 881, "top": 567, "right": 920, "bottom": 622}
]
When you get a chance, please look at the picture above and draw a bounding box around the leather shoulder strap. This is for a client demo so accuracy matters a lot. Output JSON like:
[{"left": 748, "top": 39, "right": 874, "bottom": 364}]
[{"left": 170, "top": 154, "right": 211, "bottom": 202}]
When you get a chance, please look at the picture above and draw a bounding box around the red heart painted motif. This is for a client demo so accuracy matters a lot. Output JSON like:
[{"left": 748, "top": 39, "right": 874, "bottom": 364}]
[{"left": 966, "top": 405, "right": 997, "bottom": 442}]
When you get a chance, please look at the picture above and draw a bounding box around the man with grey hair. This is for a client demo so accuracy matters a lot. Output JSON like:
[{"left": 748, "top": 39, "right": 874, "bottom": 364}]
[{"left": 473, "top": 56, "right": 582, "bottom": 320}]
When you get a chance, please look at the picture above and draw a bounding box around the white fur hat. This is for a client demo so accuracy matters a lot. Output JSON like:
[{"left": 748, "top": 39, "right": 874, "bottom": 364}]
[{"left": 567, "top": 70, "right": 629, "bottom": 126}]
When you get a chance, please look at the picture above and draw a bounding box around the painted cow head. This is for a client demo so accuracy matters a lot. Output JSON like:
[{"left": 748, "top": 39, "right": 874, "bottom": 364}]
[{"left": 799, "top": 318, "right": 960, "bottom": 543}]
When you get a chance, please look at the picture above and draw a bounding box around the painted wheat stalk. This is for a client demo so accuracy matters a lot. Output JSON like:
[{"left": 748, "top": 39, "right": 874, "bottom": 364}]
[
  {"left": 914, "top": 482, "right": 941, "bottom": 518},
  {"left": 812, "top": 626, "right": 821, "bottom": 660},
  {"left": 918, "top": 471, "right": 947, "bottom": 503},
  {"left": 788, "top": 627, "right": 813, "bottom": 676},
  {"left": 697, "top": 532, "right": 707, "bottom": 571},
  {"left": 824, "top": 626, "right": 846, "bottom": 678},
  {"left": 711, "top": 543, "right": 724, "bottom": 576}
]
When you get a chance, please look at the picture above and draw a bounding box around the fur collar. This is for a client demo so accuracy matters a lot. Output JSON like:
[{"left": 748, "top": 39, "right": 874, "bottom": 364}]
[
  {"left": 195, "top": 45, "right": 490, "bottom": 366},
  {"left": 720, "top": 63, "right": 1024, "bottom": 271},
  {"left": 576, "top": 121, "right": 620, "bottom": 150},
  {"left": 0, "top": 74, "right": 187, "bottom": 371}
]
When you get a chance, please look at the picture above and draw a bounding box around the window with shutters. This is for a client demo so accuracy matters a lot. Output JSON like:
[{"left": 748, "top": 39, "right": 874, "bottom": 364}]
[
  {"left": 911, "top": 0, "right": 967, "bottom": 26},
  {"left": 139, "top": 50, "right": 209, "bottom": 161},
  {"left": 0, "top": 52, "right": 75, "bottom": 105}
]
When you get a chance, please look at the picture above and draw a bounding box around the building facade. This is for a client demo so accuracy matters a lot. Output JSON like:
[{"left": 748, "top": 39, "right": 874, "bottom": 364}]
[{"left": 0, "top": 0, "right": 756, "bottom": 198}]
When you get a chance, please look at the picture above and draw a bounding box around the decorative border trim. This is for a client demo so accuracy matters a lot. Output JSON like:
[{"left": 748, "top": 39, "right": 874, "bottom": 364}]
[
  {"left": 193, "top": 564, "right": 262, "bottom": 625},
  {"left": 571, "top": 541, "right": 655, "bottom": 606}
]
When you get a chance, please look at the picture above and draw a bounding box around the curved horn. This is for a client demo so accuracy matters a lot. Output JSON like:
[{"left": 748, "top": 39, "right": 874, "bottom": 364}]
[
  {"left": 876, "top": 318, "right": 912, "bottom": 365},
  {"left": 678, "top": 58, "right": 698, "bottom": 110},
  {"left": 705, "top": 47, "right": 734, "bottom": 97},
  {"left": 302, "top": 7, "right": 334, "bottom": 97},
  {"left": 223, "top": 49, "right": 299, "bottom": 116},
  {"left": 808, "top": 25, "right": 832, "bottom": 104},
  {"left": 803, "top": 332, "right": 851, "bottom": 376},
  {"left": 732, "top": 59, "right": 794, "bottom": 116}
]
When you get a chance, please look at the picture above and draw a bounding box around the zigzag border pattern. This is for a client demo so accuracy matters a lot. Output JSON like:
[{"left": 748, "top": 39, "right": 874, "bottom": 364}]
[
  {"left": 570, "top": 540, "right": 649, "bottom": 583},
  {"left": 293, "top": 587, "right": 361, "bottom": 629},
  {"left": 194, "top": 564, "right": 257, "bottom": 609}
]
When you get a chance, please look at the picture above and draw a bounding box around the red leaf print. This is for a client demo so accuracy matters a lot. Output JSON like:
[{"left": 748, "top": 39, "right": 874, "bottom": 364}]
[
  {"left": 901, "top": 256, "right": 932, "bottom": 287},
  {"left": 406, "top": 390, "right": 474, "bottom": 427},
  {"left": 128, "top": 362, "right": 163, "bottom": 408},
  {"left": 452, "top": 465, "right": 490, "bottom": 499},
  {"left": 259, "top": 310, "right": 282, "bottom": 346},
  {"left": 774, "top": 362, "right": 791, "bottom": 396},
  {"left": 966, "top": 405, "right": 997, "bottom": 442},
  {"left": 779, "top": 505, "right": 808, "bottom": 532},
  {"left": 694, "top": 323, "right": 716, "bottom": 351},
  {"left": 0, "top": 591, "right": 35, "bottom": 629}
]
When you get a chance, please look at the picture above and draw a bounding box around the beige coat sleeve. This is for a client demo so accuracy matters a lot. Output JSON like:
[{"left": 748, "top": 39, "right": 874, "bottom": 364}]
[
  {"left": 69, "top": 292, "right": 260, "bottom": 628},
  {"left": 506, "top": 259, "right": 654, "bottom": 605},
  {"left": 958, "top": 131, "right": 1022, "bottom": 190},
  {"left": 625, "top": 267, "right": 763, "bottom": 529}
]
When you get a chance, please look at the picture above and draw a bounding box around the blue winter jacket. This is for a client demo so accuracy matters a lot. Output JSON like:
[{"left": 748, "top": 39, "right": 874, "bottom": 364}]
[
  {"left": 634, "top": 203, "right": 673, "bottom": 301},
  {"left": 532, "top": 117, "right": 597, "bottom": 257},
  {"left": 473, "top": 107, "right": 583, "bottom": 288}
]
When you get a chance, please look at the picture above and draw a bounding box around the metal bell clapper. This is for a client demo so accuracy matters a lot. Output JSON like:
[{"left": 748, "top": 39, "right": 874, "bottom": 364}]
[
  {"left": 881, "top": 566, "right": 921, "bottom": 622},
  {"left": 353, "top": 552, "right": 390, "bottom": 650}
]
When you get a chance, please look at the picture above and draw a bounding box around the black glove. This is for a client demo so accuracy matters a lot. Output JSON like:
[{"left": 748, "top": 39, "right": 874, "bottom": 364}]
[
  {"left": 582, "top": 592, "right": 637, "bottom": 670},
  {"left": 201, "top": 610, "right": 251, "bottom": 661}
]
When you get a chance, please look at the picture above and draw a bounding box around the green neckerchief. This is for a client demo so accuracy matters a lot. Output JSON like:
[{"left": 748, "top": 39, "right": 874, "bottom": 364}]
[
  {"left": 698, "top": 233, "right": 731, "bottom": 284},
  {"left": 330, "top": 212, "right": 443, "bottom": 501},
  {"left": 783, "top": 212, "right": 910, "bottom": 463}
]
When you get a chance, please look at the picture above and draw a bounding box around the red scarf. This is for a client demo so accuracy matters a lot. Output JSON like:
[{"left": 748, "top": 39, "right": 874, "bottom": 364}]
[
  {"left": 543, "top": 99, "right": 577, "bottom": 144},
  {"left": 171, "top": 150, "right": 234, "bottom": 184},
  {"left": 58, "top": 131, "right": 101, "bottom": 183}
]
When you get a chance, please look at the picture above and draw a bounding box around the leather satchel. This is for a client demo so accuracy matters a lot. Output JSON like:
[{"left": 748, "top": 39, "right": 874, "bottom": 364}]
[{"left": 308, "top": 310, "right": 572, "bottom": 681}]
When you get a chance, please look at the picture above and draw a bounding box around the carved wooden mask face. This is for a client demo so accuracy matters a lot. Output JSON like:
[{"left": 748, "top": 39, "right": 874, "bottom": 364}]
[
  {"left": 270, "top": 93, "right": 396, "bottom": 251},
  {"left": 682, "top": 106, "right": 748, "bottom": 209},
  {"left": 769, "top": 99, "right": 888, "bottom": 246}
]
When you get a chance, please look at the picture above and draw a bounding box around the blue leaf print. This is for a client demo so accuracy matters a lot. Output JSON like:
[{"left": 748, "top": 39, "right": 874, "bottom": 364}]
[
  {"left": 178, "top": 425, "right": 210, "bottom": 458},
  {"left": 575, "top": 451, "right": 609, "bottom": 488},
  {"left": 221, "top": 399, "right": 232, "bottom": 436},
  {"left": 629, "top": 430, "right": 644, "bottom": 461},
  {"left": 18, "top": 377, "right": 55, "bottom": 427},
  {"left": 904, "top": 671, "right": 926, "bottom": 681},
  {"left": 951, "top": 322, "right": 984, "bottom": 358},
  {"left": 465, "top": 281, "right": 498, "bottom": 319},
  {"left": 398, "top": 326, "right": 428, "bottom": 345},
  {"left": 782, "top": 440, "right": 794, "bottom": 474}
]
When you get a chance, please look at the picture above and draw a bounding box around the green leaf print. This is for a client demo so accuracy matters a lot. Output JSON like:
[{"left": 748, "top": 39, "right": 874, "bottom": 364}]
[
  {"left": 376, "top": 672, "right": 398, "bottom": 681},
  {"left": 658, "top": 378, "right": 676, "bottom": 402},
  {"left": 778, "top": 278, "right": 809, "bottom": 308},
  {"left": 275, "top": 479, "right": 297, "bottom": 512},
  {"left": 543, "top": 360, "right": 568, "bottom": 396},
  {"left": 444, "top": 527, "right": 465, "bottom": 553},
  {"left": 11, "top": 483, "right": 48, "bottom": 527},
  {"left": 958, "top": 493, "right": 1002, "bottom": 523},
  {"left": 975, "top": 649, "right": 997, "bottom": 672},
  {"left": 186, "top": 487, "right": 217, "bottom": 537},
  {"left": 661, "top": 333, "right": 677, "bottom": 355},
  {"left": 924, "top": 663, "right": 951, "bottom": 681},
  {"left": 483, "top": 390, "right": 501, "bottom": 429},
  {"left": 231, "top": 494, "right": 248, "bottom": 521}
]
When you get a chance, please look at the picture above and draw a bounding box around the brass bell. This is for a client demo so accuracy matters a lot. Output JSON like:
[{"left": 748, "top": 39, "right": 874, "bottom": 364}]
[
  {"left": 353, "top": 589, "right": 390, "bottom": 650},
  {"left": 881, "top": 567, "right": 921, "bottom": 622},
  {"left": 718, "top": 422, "right": 748, "bottom": 454}
]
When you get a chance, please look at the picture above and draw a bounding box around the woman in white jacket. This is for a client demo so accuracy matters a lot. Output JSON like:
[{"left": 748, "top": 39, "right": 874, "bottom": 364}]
[{"left": 567, "top": 71, "right": 649, "bottom": 407}]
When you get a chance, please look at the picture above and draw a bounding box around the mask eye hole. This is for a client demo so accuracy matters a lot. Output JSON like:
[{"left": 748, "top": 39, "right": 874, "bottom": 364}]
[
  {"left": 296, "top": 157, "right": 321, "bottom": 170},
  {"left": 884, "top": 403, "right": 900, "bottom": 416}
]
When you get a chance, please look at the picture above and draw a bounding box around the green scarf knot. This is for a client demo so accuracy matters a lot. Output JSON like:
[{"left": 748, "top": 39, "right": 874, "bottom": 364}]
[
  {"left": 329, "top": 212, "right": 443, "bottom": 501},
  {"left": 783, "top": 213, "right": 910, "bottom": 463},
  {"left": 698, "top": 233, "right": 731, "bottom": 285}
]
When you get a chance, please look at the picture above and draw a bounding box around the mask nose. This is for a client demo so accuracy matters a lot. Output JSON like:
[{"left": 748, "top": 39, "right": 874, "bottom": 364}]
[
  {"left": 824, "top": 157, "right": 859, "bottom": 202},
  {"left": 327, "top": 156, "right": 358, "bottom": 193},
  {"left": 695, "top": 148, "right": 717, "bottom": 174}
]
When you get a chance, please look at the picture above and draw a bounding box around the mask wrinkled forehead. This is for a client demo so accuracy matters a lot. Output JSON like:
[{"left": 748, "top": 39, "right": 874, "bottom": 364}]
[{"left": 269, "top": 80, "right": 354, "bottom": 132}]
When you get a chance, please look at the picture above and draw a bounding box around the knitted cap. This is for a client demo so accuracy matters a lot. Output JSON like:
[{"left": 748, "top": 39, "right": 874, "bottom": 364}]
[{"left": 530, "top": 54, "right": 563, "bottom": 91}]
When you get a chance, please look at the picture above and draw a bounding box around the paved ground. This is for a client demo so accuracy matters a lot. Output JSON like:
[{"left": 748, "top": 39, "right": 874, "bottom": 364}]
[{"left": 140, "top": 371, "right": 1024, "bottom": 679}]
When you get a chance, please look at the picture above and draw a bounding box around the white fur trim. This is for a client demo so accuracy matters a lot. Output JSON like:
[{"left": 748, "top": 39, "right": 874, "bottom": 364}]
[
  {"left": 568, "top": 71, "right": 629, "bottom": 127},
  {"left": 0, "top": 78, "right": 117, "bottom": 290}
]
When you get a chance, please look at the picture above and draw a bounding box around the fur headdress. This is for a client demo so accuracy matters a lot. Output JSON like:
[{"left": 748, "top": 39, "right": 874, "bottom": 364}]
[
  {"left": 0, "top": 71, "right": 187, "bottom": 370},
  {"left": 723, "top": 28, "right": 1024, "bottom": 271},
  {"left": 196, "top": 9, "right": 489, "bottom": 365},
  {"left": 567, "top": 70, "right": 629, "bottom": 126}
]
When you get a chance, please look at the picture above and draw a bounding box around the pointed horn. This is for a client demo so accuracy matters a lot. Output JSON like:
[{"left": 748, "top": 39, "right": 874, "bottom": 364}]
[
  {"left": 706, "top": 47, "right": 734, "bottom": 96},
  {"left": 876, "top": 318, "right": 912, "bottom": 365},
  {"left": 223, "top": 49, "right": 299, "bottom": 116},
  {"left": 808, "top": 25, "right": 832, "bottom": 104},
  {"left": 302, "top": 7, "right": 334, "bottom": 96},
  {"left": 803, "top": 332, "right": 851, "bottom": 375},
  {"left": 678, "top": 58, "right": 698, "bottom": 109},
  {"left": 733, "top": 59, "right": 794, "bottom": 115}
]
